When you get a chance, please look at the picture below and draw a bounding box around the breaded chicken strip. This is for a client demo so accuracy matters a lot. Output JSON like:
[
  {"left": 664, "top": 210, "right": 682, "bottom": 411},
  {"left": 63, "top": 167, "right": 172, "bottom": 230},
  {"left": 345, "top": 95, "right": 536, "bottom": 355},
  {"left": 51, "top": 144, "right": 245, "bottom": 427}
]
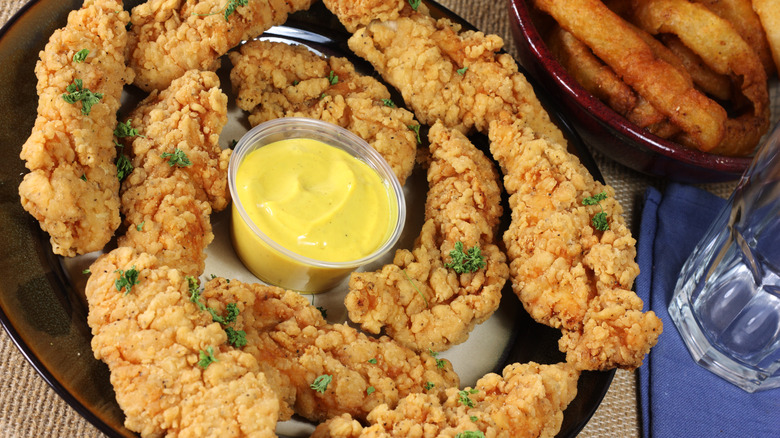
[
  {"left": 200, "top": 277, "right": 461, "bottom": 423},
  {"left": 311, "top": 361, "right": 580, "bottom": 438},
  {"left": 489, "top": 118, "right": 662, "bottom": 370},
  {"left": 345, "top": 122, "right": 508, "bottom": 352},
  {"left": 118, "top": 70, "right": 231, "bottom": 277},
  {"left": 228, "top": 40, "right": 418, "bottom": 184},
  {"left": 321, "top": 0, "right": 430, "bottom": 33},
  {"left": 18, "top": 0, "right": 134, "bottom": 256},
  {"left": 127, "top": 0, "right": 315, "bottom": 92},
  {"left": 86, "top": 247, "right": 280, "bottom": 437},
  {"left": 339, "top": 5, "right": 565, "bottom": 145}
]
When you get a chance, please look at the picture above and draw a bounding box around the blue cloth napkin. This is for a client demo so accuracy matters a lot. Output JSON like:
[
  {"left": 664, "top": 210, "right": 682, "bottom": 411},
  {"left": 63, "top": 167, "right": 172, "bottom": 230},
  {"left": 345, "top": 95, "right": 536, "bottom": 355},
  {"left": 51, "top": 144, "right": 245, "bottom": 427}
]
[{"left": 637, "top": 183, "right": 780, "bottom": 438}]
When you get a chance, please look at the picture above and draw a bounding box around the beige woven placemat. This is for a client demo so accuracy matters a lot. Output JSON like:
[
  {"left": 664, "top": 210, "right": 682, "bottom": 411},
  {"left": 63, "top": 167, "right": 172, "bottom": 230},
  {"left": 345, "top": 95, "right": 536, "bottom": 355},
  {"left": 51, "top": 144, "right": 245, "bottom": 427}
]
[{"left": 0, "top": 0, "right": 741, "bottom": 437}]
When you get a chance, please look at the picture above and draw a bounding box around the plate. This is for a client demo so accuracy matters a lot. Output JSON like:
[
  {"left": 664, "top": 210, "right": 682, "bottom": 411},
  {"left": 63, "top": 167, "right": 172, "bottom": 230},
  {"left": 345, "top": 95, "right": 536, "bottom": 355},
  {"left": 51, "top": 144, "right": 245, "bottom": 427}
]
[{"left": 0, "top": 1, "right": 613, "bottom": 437}]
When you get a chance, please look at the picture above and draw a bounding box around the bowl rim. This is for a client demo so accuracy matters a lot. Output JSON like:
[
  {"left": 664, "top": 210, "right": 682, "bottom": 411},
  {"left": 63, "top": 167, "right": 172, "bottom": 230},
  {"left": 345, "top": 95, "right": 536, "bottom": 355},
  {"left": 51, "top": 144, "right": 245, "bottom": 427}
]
[
  {"left": 508, "top": 0, "right": 754, "bottom": 174},
  {"left": 228, "top": 117, "right": 407, "bottom": 270}
]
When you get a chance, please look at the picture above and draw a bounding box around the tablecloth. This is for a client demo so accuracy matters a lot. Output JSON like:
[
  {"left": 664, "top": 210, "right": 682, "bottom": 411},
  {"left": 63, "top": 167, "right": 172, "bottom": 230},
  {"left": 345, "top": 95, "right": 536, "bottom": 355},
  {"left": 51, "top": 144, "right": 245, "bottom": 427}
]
[{"left": 0, "top": 0, "right": 739, "bottom": 436}]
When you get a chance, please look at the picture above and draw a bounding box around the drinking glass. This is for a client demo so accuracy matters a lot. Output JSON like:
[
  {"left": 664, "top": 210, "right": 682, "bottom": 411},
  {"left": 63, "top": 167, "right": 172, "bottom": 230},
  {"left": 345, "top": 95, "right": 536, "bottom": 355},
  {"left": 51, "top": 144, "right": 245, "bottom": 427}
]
[{"left": 670, "top": 121, "right": 780, "bottom": 392}]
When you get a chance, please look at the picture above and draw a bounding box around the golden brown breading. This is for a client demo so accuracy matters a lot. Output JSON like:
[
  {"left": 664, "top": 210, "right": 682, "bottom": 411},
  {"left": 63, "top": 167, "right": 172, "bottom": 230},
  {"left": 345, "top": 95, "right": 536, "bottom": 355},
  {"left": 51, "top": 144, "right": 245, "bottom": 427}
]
[
  {"left": 85, "top": 247, "right": 280, "bottom": 437},
  {"left": 321, "top": 0, "right": 429, "bottom": 33},
  {"left": 117, "top": 70, "right": 230, "bottom": 276},
  {"left": 228, "top": 40, "right": 418, "bottom": 184},
  {"left": 344, "top": 11, "right": 566, "bottom": 145},
  {"left": 311, "top": 361, "right": 580, "bottom": 438},
  {"left": 488, "top": 117, "right": 662, "bottom": 370},
  {"left": 200, "top": 277, "right": 461, "bottom": 423},
  {"left": 18, "top": 0, "right": 134, "bottom": 257},
  {"left": 345, "top": 122, "right": 508, "bottom": 352},
  {"left": 127, "top": 0, "right": 315, "bottom": 92}
]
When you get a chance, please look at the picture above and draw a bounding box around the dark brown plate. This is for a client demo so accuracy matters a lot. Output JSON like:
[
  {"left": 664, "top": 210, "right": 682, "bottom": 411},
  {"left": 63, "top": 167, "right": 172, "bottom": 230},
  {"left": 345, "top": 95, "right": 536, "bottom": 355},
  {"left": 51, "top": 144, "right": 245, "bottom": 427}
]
[{"left": 0, "top": 1, "right": 612, "bottom": 436}]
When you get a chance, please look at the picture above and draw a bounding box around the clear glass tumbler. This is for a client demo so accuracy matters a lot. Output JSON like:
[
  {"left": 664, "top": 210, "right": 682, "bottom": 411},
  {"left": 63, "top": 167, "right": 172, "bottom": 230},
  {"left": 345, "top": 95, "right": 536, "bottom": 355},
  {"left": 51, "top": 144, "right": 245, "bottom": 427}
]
[{"left": 670, "top": 121, "right": 780, "bottom": 392}]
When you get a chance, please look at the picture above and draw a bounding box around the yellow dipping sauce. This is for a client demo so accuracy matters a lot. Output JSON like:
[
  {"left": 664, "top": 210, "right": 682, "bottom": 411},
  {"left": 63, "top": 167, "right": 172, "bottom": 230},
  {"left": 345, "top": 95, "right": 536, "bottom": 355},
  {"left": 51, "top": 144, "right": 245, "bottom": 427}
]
[{"left": 231, "top": 137, "right": 398, "bottom": 292}]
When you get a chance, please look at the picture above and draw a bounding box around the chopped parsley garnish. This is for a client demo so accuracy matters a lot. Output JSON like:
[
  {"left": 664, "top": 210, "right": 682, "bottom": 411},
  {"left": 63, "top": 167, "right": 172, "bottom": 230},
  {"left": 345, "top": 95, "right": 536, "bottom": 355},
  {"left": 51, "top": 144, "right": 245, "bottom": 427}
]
[
  {"left": 367, "top": 358, "right": 378, "bottom": 364},
  {"left": 444, "top": 241, "right": 486, "bottom": 274},
  {"left": 366, "top": 386, "right": 375, "bottom": 395},
  {"left": 317, "top": 306, "right": 328, "bottom": 319},
  {"left": 208, "top": 302, "right": 239, "bottom": 325},
  {"left": 194, "top": 0, "right": 248, "bottom": 21},
  {"left": 409, "top": 0, "right": 421, "bottom": 11},
  {"left": 455, "top": 432, "right": 485, "bottom": 438},
  {"left": 114, "top": 119, "right": 141, "bottom": 138},
  {"left": 582, "top": 191, "right": 610, "bottom": 231},
  {"left": 62, "top": 79, "right": 103, "bottom": 115},
  {"left": 161, "top": 148, "right": 192, "bottom": 167},
  {"left": 115, "top": 142, "right": 134, "bottom": 182},
  {"left": 408, "top": 124, "right": 421, "bottom": 144},
  {"left": 114, "top": 266, "right": 140, "bottom": 295},
  {"left": 456, "top": 66, "right": 468, "bottom": 75},
  {"left": 228, "top": 139, "right": 238, "bottom": 149},
  {"left": 429, "top": 349, "right": 446, "bottom": 369},
  {"left": 136, "top": 221, "right": 145, "bottom": 231},
  {"left": 469, "top": 416, "right": 478, "bottom": 422},
  {"left": 319, "top": 92, "right": 327, "bottom": 100},
  {"left": 327, "top": 70, "right": 339, "bottom": 85},
  {"left": 402, "top": 269, "right": 428, "bottom": 307},
  {"left": 458, "top": 388, "right": 479, "bottom": 407},
  {"left": 424, "top": 381, "right": 435, "bottom": 390},
  {"left": 82, "top": 268, "right": 91, "bottom": 275},
  {"left": 225, "top": 326, "right": 247, "bottom": 348},
  {"left": 187, "top": 276, "right": 207, "bottom": 311},
  {"left": 310, "top": 374, "right": 332, "bottom": 393},
  {"left": 197, "top": 346, "right": 218, "bottom": 369},
  {"left": 381, "top": 98, "right": 396, "bottom": 107},
  {"left": 73, "top": 49, "right": 89, "bottom": 63},
  {"left": 80, "top": 173, "right": 87, "bottom": 182}
]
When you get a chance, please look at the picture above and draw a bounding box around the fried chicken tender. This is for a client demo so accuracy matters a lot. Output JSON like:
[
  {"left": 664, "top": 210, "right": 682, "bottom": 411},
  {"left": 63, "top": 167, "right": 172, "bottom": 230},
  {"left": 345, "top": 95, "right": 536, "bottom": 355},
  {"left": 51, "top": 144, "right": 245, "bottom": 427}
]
[
  {"left": 228, "top": 40, "right": 418, "bottom": 184},
  {"left": 18, "top": 0, "right": 134, "bottom": 257},
  {"left": 489, "top": 117, "right": 662, "bottom": 370},
  {"left": 345, "top": 122, "right": 508, "bottom": 352},
  {"left": 200, "top": 277, "right": 461, "bottom": 423},
  {"left": 321, "top": 0, "right": 430, "bottom": 33},
  {"left": 342, "top": 9, "right": 566, "bottom": 145},
  {"left": 311, "top": 361, "right": 580, "bottom": 438},
  {"left": 118, "top": 70, "right": 230, "bottom": 277},
  {"left": 127, "top": 0, "right": 315, "bottom": 92},
  {"left": 85, "top": 247, "right": 280, "bottom": 437}
]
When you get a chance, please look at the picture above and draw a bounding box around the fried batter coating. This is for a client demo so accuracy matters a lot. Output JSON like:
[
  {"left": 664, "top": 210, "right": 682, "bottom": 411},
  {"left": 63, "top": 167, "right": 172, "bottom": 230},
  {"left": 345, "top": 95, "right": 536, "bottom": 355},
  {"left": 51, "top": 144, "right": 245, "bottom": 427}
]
[
  {"left": 118, "top": 70, "right": 230, "bottom": 276},
  {"left": 312, "top": 362, "right": 580, "bottom": 438},
  {"left": 228, "top": 40, "right": 418, "bottom": 184},
  {"left": 18, "top": 0, "right": 134, "bottom": 256},
  {"left": 489, "top": 118, "right": 662, "bottom": 370},
  {"left": 127, "top": 0, "right": 315, "bottom": 92},
  {"left": 344, "top": 11, "right": 566, "bottom": 145},
  {"left": 321, "top": 0, "right": 429, "bottom": 33},
  {"left": 86, "top": 247, "right": 280, "bottom": 437},
  {"left": 345, "top": 122, "right": 508, "bottom": 352},
  {"left": 200, "top": 277, "right": 461, "bottom": 423}
]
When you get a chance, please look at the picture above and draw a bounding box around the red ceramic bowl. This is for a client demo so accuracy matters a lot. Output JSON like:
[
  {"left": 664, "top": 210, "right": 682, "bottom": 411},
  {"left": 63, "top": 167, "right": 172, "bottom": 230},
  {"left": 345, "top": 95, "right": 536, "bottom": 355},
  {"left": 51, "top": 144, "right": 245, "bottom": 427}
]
[{"left": 508, "top": 0, "right": 753, "bottom": 183}]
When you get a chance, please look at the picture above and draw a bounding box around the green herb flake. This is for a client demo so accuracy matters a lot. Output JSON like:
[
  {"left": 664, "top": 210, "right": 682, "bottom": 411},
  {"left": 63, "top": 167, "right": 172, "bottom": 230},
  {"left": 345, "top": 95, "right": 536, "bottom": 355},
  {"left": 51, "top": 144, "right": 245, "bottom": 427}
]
[
  {"left": 136, "top": 221, "right": 145, "bottom": 231},
  {"left": 458, "top": 388, "right": 479, "bottom": 407},
  {"left": 62, "top": 79, "right": 103, "bottom": 115},
  {"left": 582, "top": 191, "right": 610, "bottom": 231},
  {"left": 409, "top": 0, "right": 421, "bottom": 11},
  {"left": 456, "top": 66, "right": 468, "bottom": 75},
  {"left": 408, "top": 124, "right": 421, "bottom": 144},
  {"left": 424, "top": 381, "right": 435, "bottom": 390},
  {"left": 469, "top": 416, "right": 479, "bottom": 422},
  {"left": 114, "top": 266, "right": 140, "bottom": 295},
  {"left": 82, "top": 268, "right": 91, "bottom": 275},
  {"left": 366, "top": 386, "right": 375, "bottom": 395},
  {"left": 187, "top": 276, "right": 207, "bottom": 311},
  {"left": 73, "top": 49, "right": 89, "bottom": 63},
  {"left": 327, "top": 70, "right": 339, "bottom": 85},
  {"left": 80, "top": 173, "right": 87, "bottom": 182},
  {"left": 223, "top": 0, "right": 248, "bottom": 21},
  {"left": 228, "top": 139, "right": 238, "bottom": 149},
  {"left": 428, "top": 349, "right": 446, "bottom": 369},
  {"left": 367, "top": 358, "right": 378, "bottom": 364},
  {"left": 455, "top": 432, "right": 485, "bottom": 438},
  {"left": 381, "top": 98, "right": 395, "bottom": 107},
  {"left": 197, "top": 346, "right": 218, "bottom": 369},
  {"left": 310, "top": 374, "right": 333, "bottom": 393},
  {"left": 114, "top": 119, "right": 141, "bottom": 138},
  {"left": 317, "top": 306, "right": 328, "bottom": 319},
  {"left": 444, "top": 241, "right": 486, "bottom": 274},
  {"left": 225, "top": 326, "right": 247, "bottom": 348},
  {"left": 402, "top": 269, "right": 428, "bottom": 308},
  {"left": 161, "top": 148, "right": 192, "bottom": 167}
]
